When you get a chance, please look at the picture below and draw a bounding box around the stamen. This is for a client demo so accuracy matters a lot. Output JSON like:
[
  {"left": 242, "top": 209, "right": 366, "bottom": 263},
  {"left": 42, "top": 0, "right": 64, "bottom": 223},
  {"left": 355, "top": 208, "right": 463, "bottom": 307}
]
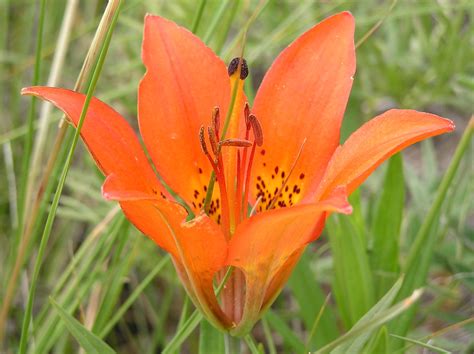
[
  {"left": 219, "top": 138, "right": 253, "bottom": 148},
  {"left": 247, "top": 114, "right": 263, "bottom": 146},
  {"left": 228, "top": 57, "right": 249, "bottom": 80},
  {"left": 267, "top": 138, "right": 307, "bottom": 210},
  {"left": 242, "top": 142, "right": 257, "bottom": 219},
  {"left": 207, "top": 126, "right": 218, "bottom": 156},
  {"left": 244, "top": 102, "right": 250, "bottom": 129},
  {"left": 199, "top": 125, "right": 209, "bottom": 155},
  {"left": 212, "top": 106, "right": 220, "bottom": 137}
]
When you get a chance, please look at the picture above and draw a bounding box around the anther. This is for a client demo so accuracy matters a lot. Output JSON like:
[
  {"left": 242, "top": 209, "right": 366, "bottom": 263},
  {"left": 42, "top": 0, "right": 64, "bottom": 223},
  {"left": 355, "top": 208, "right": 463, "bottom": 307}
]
[
  {"left": 212, "top": 107, "right": 220, "bottom": 137},
  {"left": 248, "top": 114, "right": 263, "bottom": 146},
  {"left": 219, "top": 138, "right": 253, "bottom": 148},
  {"left": 207, "top": 126, "right": 218, "bottom": 156},
  {"left": 199, "top": 126, "right": 209, "bottom": 155},
  {"left": 244, "top": 102, "right": 251, "bottom": 129},
  {"left": 228, "top": 57, "right": 249, "bottom": 80}
]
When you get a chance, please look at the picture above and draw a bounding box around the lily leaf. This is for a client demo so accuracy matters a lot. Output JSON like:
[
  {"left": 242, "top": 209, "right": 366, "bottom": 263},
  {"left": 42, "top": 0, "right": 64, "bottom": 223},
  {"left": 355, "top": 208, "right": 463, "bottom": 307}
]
[
  {"left": 50, "top": 298, "right": 116, "bottom": 354},
  {"left": 313, "top": 286, "right": 422, "bottom": 354},
  {"left": 331, "top": 277, "right": 403, "bottom": 353}
]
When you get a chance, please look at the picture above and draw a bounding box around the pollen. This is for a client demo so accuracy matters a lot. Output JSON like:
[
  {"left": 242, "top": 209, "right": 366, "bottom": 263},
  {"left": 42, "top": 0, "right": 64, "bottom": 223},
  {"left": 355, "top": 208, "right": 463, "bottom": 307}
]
[{"left": 228, "top": 57, "right": 249, "bottom": 80}]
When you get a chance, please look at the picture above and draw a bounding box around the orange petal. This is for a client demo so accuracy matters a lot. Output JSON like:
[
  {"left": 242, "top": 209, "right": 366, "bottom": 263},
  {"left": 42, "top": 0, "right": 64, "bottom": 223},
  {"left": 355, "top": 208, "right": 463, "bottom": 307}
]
[
  {"left": 114, "top": 198, "right": 230, "bottom": 328},
  {"left": 227, "top": 188, "right": 352, "bottom": 335},
  {"left": 251, "top": 12, "right": 356, "bottom": 210},
  {"left": 315, "top": 109, "right": 455, "bottom": 200},
  {"left": 139, "top": 15, "right": 231, "bottom": 212},
  {"left": 21, "top": 86, "right": 165, "bottom": 199}
]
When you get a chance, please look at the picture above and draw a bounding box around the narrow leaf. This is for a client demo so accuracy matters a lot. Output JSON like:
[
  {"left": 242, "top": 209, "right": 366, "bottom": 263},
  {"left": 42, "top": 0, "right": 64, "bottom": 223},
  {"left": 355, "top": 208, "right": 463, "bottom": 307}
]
[
  {"left": 331, "top": 277, "right": 403, "bottom": 353},
  {"left": 328, "top": 209, "right": 375, "bottom": 328},
  {"left": 50, "top": 298, "right": 115, "bottom": 354},
  {"left": 199, "top": 319, "right": 225, "bottom": 354},
  {"left": 389, "top": 334, "right": 450, "bottom": 354},
  {"left": 370, "top": 154, "right": 404, "bottom": 298},
  {"left": 314, "top": 288, "right": 422, "bottom": 354},
  {"left": 288, "top": 251, "right": 338, "bottom": 348}
]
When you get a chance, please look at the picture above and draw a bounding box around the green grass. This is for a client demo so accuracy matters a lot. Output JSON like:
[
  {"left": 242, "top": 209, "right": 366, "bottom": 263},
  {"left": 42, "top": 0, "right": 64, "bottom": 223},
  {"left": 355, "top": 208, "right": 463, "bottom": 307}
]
[{"left": 1, "top": 0, "right": 473, "bottom": 353}]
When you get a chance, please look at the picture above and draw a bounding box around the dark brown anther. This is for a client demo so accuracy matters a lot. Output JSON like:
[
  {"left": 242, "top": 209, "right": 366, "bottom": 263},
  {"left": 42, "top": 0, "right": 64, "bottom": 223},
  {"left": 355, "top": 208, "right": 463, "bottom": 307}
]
[
  {"left": 228, "top": 57, "right": 249, "bottom": 80},
  {"left": 199, "top": 126, "right": 209, "bottom": 155},
  {"left": 207, "top": 126, "right": 219, "bottom": 156},
  {"left": 212, "top": 106, "right": 220, "bottom": 137},
  {"left": 219, "top": 138, "right": 253, "bottom": 148},
  {"left": 248, "top": 114, "right": 263, "bottom": 146}
]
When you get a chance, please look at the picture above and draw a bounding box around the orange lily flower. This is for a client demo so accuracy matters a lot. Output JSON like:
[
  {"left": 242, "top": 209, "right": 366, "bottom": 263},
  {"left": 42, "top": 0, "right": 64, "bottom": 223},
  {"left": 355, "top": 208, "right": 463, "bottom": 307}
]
[{"left": 22, "top": 12, "right": 454, "bottom": 335}]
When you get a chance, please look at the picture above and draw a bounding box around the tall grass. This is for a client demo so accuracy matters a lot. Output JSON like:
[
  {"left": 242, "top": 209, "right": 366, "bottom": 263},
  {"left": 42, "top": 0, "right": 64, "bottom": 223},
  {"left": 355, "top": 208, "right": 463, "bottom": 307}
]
[{"left": 1, "top": 0, "right": 472, "bottom": 353}]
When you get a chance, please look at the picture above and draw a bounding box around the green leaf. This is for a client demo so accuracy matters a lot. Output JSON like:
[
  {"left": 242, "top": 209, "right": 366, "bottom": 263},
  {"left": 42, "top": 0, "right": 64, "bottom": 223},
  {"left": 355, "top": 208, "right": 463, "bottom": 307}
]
[
  {"left": 327, "top": 208, "right": 375, "bottom": 328},
  {"left": 162, "top": 310, "right": 203, "bottom": 354},
  {"left": 391, "top": 121, "right": 473, "bottom": 344},
  {"left": 288, "top": 251, "right": 338, "bottom": 348},
  {"left": 199, "top": 319, "right": 225, "bottom": 354},
  {"left": 331, "top": 277, "right": 403, "bottom": 353},
  {"left": 366, "top": 326, "right": 389, "bottom": 354},
  {"left": 313, "top": 288, "right": 422, "bottom": 354},
  {"left": 265, "top": 310, "right": 306, "bottom": 354},
  {"left": 389, "top": 334, "right": 450, "bottom": 354},
  {"left": 50, "top": 298, "right": 116, "bottom": 354},
  {"left": 370, "top": 154, "right": 404, "bottom": 298}
]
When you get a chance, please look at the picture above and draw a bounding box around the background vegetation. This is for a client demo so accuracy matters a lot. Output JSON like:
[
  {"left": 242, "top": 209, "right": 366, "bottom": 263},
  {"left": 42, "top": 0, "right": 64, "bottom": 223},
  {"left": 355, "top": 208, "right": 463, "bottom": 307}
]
[{"left": 1, "top": 0, "right": 472, "bottom": 353}]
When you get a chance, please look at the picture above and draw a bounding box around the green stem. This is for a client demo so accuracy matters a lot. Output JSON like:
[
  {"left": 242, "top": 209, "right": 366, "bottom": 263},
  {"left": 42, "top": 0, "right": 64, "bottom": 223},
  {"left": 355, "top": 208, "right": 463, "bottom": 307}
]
[{"left": 17, "top": 2, "right": 122, "bottom": 352}]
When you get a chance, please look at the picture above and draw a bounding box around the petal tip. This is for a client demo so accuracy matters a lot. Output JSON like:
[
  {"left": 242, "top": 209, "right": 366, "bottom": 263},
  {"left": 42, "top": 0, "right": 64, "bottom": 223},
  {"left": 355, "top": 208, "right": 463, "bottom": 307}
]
[{"left": 21, "top": 86, "right": 36, "bottom": 96}]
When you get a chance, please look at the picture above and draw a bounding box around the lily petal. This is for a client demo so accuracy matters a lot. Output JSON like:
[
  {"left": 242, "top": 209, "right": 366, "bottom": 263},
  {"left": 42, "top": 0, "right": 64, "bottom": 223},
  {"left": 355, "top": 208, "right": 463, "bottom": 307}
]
[
  {"left": 20, "top": 87, "right": 192, "bottom": 254},
  {"left": 139, "top": 15, "right": 231, "bottom": 211},
  {"left": 227, "top": 187, "right": 352, "bottom": 335},
  {"left": 251, "top": 12, "right": 356, "bottom": 210},
  {"left": 315, "top": 109, "right": 455, "bottom": 200},
  {"left": 21, "top": 87, "right": 164, "bottom": 198}
]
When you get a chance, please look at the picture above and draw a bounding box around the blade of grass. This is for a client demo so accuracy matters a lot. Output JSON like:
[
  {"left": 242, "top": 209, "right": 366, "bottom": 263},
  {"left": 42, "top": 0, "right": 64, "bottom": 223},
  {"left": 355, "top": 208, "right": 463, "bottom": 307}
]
[
  {"left": 0, "top": 0, "right": 124, "bottom": 337},
  {"left": 289, "top": 251, "right": 338, "bottom": 348},
  {"left": 202, "top": 0, "right": 231, "bottom": 43},
  {"left": 98, "top": 255, "right": 171, "bottom": 338},
  {"left": 331, "top": 277, "right": 403, "bottom": 353},
  {"left": 244, "top": 334, "right": 262, "bottom": 354},
  {"left": 390, "top": 334, "right": 450, "bottom": 354},
  {"left": 370, "top": 154, "right": 404, "bottom": 298},
  {"left": 162, "top": 310, "right": 203, "bottom": 354},
  {"left": 17, "top": 2, "right": 123, "bottom": 352},
  {"left": 305, "top": 292, "right": 332, "bottom": 352},
  {"left": 191, "top": 0, "right": 207, "bottom": 34},
  {"left": 17, "top": 0, "right": 46, "bottom": 233},
  {"left": 50, "top": 298, "right": 116, "bottom": 354},
  {"left": 391, "top": 117, "right": 473, "bottom": 342},
  {"left": 314, "top": 288, "right": 423, "bottom": 354},
  {"left": 327, "top": 206, "right": 375, "bottom": 329},
  {"left": 265, "top": 310, "right": 306, "bottom": 354},
  {"left": 261, "top": 317, "right": 277, "bottom": 354},
  {"left": 199, "top": 319, "right": 225, "bottom": 354},
  {"left": 25, "top": 0, "right": 79, "bottom": 224}
]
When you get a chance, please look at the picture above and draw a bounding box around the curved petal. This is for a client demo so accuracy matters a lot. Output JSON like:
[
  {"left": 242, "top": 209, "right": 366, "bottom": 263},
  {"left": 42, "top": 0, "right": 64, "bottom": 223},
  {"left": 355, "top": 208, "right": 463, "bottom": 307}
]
[
  {"left": 227, "top": 187, "right": 352, "bottom": 335},
  {"left": 145, "top": 204, "right": 231, "bottom": 329},
  {"left": 139, "top": 15, "right": 231, "bottom": 212},
  {"left": 114, "top": 197, "right": 232, "bottom": 329},
  {"left": 21, "top": 86, "right": 166, "bottom": 199},
  {"left": 315, "top": 109, "right": 455, "bottom": 200},
  {"left": 251, "top": 12, "right": 356, "bottom": 211}
]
